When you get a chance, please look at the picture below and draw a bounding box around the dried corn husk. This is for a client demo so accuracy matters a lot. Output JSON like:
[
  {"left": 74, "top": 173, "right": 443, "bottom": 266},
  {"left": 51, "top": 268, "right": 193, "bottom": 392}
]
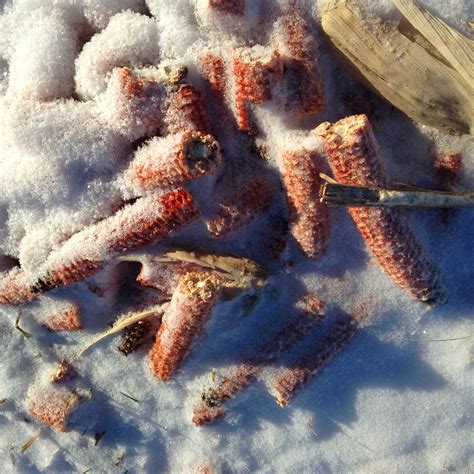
[{"left": 321, "top": 2, "right": 474, "bottom": 135}]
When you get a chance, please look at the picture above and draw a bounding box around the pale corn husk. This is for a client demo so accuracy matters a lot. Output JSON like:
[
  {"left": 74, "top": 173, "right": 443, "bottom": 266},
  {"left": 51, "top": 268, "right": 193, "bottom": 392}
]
[{"left": 321, "top": 2, "right": 474, "bottom": 135}]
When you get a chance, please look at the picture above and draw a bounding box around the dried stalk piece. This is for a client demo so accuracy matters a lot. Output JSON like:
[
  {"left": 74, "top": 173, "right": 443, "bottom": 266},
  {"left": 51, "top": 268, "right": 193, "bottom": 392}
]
[
  {"left": 31, "top": 189, "right": 199, "bottom": 294},
  {"left": 192, "top": 293, "right": 325, "bottom": 425},
  {"left": 164, "top": 84, "right": 211, "bottom": 135},
  {"left": 154, "top": 249, "right": 268, "bottom": 291},
  {"left": 271, "top": 315, "right": 358, "bottom": 408},
  {"left": 316, "top": 114, "right": 445, "bottom": 305},
  {"left": 0, "top": 267, "right": 37, "bottom": 305},
  {"left": 320, "top": 181, "right": 474, "bottom": 208},
  {"left": 232, "top": 47, "right": 282, "bottom": 132},
  {"left": 274, "top": 8, "right": 325, "bottom": 115},
  {"left": 282, "top": 149, "right": 329, "bottom": 259},
  {"left": 27, "top": 385, "right": 80, "bottom": 432},
  {"left": 150, "top": 272, "right": 222, "bottom": 380},
  {"left": 124, "top": 131, "right": 221, "bottom": 192},
  {"left": 321, "top": 4, "right": 473, "bottom": 134},
  {"left": 50, "top": 360, "right": 76, "bottom": 384},
  {"left": 208, "top": 0, "right": 244, "bottom": 15}
]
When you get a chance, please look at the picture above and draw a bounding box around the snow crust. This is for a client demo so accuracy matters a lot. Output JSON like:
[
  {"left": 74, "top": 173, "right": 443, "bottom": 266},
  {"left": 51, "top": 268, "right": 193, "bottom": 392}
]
[{"left": 0, "top": 0, "right": 473, "bottom": 472}]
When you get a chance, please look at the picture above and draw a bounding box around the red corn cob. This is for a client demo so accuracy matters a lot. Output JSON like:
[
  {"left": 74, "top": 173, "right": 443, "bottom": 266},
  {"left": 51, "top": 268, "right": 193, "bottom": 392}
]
[
  {"left": 434, "top": 151, "right": 463, "bottom": 189},
  {"left": 208, "top": 0, "right": 245, "bottom": 15},
  {"left": 316, "top": 114, "right": 445, "bottom": 305},
  {"left": 164, "top": 84, "right": 210, "bottom": 135},
  {"left": 99, "top": 67, "right": 165, "bottom": 140},
  {"left": 27, "top": 385, "right": 80, "bottom": 432},
  {"left": 274, "top": 9, "right": 324, "bottom": 115},
  {"left": 199, "top": 52, "right": 227, "bottom": 100},
  {"left": 232, "top": 47, "right": 282, "bottom": 132},
  {"left": 32, "top": 189, "right": 199, "bottom": 294},
  {"left": 38, "top": 301, "right": 82, "bottom": 331},
  {"left": 282, "top": 148, "right": 329, "bottom": 259},
  {"left": 124, "top": 131, "right": 221, "bottom": 192},
  {"left": 207, "top": 174, "right": 273, "bottom": 238},
  {"left": 150, "top": 271, "right": 221, "bottom": 380},
  {"left": 192, "top": 293, "right": 325, "bottom": 425},
  {"left": 271, "top": 315, "right": 358, "bottom": 408},
  {"left": 0, "top": 267, "right": 37, "bottom": 305}
]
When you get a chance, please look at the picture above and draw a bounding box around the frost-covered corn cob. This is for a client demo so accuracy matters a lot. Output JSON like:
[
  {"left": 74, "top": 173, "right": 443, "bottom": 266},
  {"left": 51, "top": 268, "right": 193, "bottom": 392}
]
[
  {"left": 32, "top": 189, "right": 199, "bottom": 294},
  {"left": 271, "top": 314, "right": 358, "bottom": 408},
  {"left": 150, "top": 272, "right": 221, "bottom": 380},
  {"left": 0, "top": 267, "right": 38, "bottom": 305},
  {"left": 192, "top": 293, "right": 325, "bottom": 425},
  {"left": 37, "top": 300, "right": 82, "bottom": 331},
  {"left": 316, "top": 114, "right": 445, "bottom": 305},
  {"left": 208, "top": 0, "right": 245, "bottom": 15},
  {"left": 232, "top": 47, "right": 282, "bottom": 132},
  {"left": 282, "top": 148, "right": 329, "bottom": 258},
  {"left": 274, "top": 8, "right": 325, "bottom": 115},
  {"left": 27, "top": 385, "right": 80, "bottom": 432},
  {"left": 207, "top": 172, "right": 273, "bottom": 238},
  {"left": 164, "top": 84, "right": 211, "bottom": 135},
  {"left": 98, "top": 67, "right": 165, "bottom": 141},
  {"left": 124, "top": 131, "right": 221, "bottom": 192},
  {"left": 199, "top": 52, "right": 227, "bottom": 100}
]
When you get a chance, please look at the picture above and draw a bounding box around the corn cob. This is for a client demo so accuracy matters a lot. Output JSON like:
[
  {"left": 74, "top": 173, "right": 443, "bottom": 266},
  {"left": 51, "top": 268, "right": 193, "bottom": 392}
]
[
  {"left": 208, "top": 0, "right": 245, "bottom": 15},
  {"left": 150, "top": 271, "right": 221, "bottom": 380},
  {"left": 316, "top": 114, "right": 445, "bottom": 305},
  {"left": 124, "top": 131, "right": 221, "bottom": 192},
  {"left": 32, "top": 189, "right": 199, "bottom": 294},
  {"left": 232, "top": 47, "right": 282, "bottom": 132},
  {"left": 98, "top": 67, "right": 165, "bottom": 140},
  {"left": 434, "top": 151, "right": 463, "bottom": 189},
  {"left": 192, "top": 293, "right": 325, "bottom": 425},
  {"left": 282, "top": 148, "right": 329, "bottom": 258},
  {"left": 41, "top": 301, "right": 82, "bottom": 332},
  {"left": 271, "top": 315, "right": 358, "bottom": 408},
  {"left": 274, "top": 8, "right": 325, "bottom": 115},
  {"left": 27, "top": 385, "right": 80, "bottom": 432},
  {"left": 164, "top": 84, "right": 211, "bottom": 135},
  {"left": 0, "top": 267, "right": 38, "bottom": 305},
  {"left": 199, "top": 52, "right": 227, "bottom": 100}
]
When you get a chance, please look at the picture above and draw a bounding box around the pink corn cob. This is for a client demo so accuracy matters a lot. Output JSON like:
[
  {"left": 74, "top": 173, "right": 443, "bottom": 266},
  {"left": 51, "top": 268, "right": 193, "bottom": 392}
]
[
  {"left": 42, "top": 302, "right": 82, "bottom": 331},
  {"left": 100, "top": 67, "right": 164, "bottom": 140},
  {"left": 232, "top": 48, "right": 282, "bottom": 132},
  {"left": 316, "top": 114, "right": 445, "bottom": 305},
  {"left": 150, "top": 271, "right": 221, "bottom": 380},
  {"left": 27, "top": 385, "right": 80, "bottom": 432},
  {"left": 208, "top": 0, "right": 245, "bottom": 15},
  {"left": 0, "top": 267, "right": 37, "bottom": 305},
  {"left": 282, "top": 148, "right": 329, "bottom": 259},
  {"left": 207, "top": 175, "right": 273, "bottom": 238},
  {"left": 271, "top": 315, "right": 358, "bottom": 408},
  {"left": 192, "top": 293, "right": 325, "bottom": 425},
  {"left": 434, "top": 151, "right": 463, "bottom": 189},
  {"left": 124, "top": 130, "right": 221, "bottom": 192},
  {"left": 164, "top": 84, "right": 210, "bottom": 135},
  {"left": 199, "top": 52, "right": 227, "bottom": 100},
  {"left": 275, "top": 8, "right": 324, "bottom": 115},
  {"left": 32, "top": 189, "right": 199, "bottom": 294}
]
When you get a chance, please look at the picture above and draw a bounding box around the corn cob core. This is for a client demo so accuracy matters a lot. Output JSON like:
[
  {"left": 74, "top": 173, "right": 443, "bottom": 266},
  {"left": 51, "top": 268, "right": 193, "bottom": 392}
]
[
  {"left": 0, "top": 267, "right": 38, "bottom": 305},
  {"left": 150, "top": 272, "right": 221, "bottom": 381},
  {"left": 208, "top": 0, "right": 245, "bottom": 15},
  {"left": 316, "top": 114, "right": 445, "bottom": 305},
  {"left": 282, "top": 149, "right": 329, "bottom": 259}
]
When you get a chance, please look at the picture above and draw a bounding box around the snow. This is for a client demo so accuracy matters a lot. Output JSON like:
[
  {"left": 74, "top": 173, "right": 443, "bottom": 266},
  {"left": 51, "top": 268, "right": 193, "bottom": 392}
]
[{"left": 0, "top": 0, "right": 473, "bottom": 472}]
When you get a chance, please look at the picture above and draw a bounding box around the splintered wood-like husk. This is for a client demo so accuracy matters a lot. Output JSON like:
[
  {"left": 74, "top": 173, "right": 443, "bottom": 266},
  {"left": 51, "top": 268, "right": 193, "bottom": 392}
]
[{"left": 321, "top": 3, "right": 473, "bottom": 135}]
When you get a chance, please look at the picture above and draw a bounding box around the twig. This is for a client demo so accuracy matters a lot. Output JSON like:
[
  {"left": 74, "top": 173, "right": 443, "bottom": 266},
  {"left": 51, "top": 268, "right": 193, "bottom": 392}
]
[
  {"left": 320, "top": 178, "right": 474, "bottom": 208},
  {"left": 20, "top": 429, "right": 42, "bottom": 453}
]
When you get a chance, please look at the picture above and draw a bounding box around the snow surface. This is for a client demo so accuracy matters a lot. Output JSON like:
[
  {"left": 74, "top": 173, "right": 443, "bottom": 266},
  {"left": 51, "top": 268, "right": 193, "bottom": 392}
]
[{"left": 0, "top": 0, "right": 473, "bottom": 472}]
